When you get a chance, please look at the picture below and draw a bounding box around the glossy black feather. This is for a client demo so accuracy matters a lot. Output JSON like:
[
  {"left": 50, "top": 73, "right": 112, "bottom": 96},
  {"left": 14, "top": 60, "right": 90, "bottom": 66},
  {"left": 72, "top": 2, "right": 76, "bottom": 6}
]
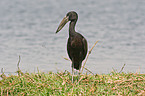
[{"left": 67, "top": 32, "right": 87, "bottom": 70}]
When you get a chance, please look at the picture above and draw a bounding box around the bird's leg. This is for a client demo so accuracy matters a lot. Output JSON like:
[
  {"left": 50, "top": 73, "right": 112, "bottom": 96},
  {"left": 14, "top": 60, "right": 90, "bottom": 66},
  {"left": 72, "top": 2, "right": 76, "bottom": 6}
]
[
  {"left": 72, "top": 67, "right": 74, "bottom": 83},
  {"left": 78, "top": 69, "right": 81, "bottom": 81}
]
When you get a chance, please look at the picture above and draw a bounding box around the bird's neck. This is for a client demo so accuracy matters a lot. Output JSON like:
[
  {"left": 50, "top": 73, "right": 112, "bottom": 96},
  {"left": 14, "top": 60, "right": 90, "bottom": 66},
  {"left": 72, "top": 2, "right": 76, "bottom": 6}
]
[{"left": 69, "top": 20, "right": 77, "bottom": 36}]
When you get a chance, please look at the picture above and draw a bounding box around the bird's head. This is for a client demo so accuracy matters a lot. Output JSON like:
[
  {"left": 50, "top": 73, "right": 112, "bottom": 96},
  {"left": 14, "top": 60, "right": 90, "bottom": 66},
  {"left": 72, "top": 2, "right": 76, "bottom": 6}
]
[{"left": 56, "top": 11, "right": 78, "bottom": 33}]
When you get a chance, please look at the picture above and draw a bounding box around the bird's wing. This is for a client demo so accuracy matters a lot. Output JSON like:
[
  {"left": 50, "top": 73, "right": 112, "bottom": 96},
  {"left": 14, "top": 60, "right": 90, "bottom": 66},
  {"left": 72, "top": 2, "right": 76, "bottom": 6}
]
[{"left": 82, "top": 37, "right": 88, "bottom": 60}]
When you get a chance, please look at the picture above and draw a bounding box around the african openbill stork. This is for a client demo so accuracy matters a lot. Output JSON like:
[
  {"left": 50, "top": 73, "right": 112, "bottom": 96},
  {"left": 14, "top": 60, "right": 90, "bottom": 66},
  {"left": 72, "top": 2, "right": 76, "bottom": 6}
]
[{"left": 56, "top": 11, "right": 88, "bottom": 82}]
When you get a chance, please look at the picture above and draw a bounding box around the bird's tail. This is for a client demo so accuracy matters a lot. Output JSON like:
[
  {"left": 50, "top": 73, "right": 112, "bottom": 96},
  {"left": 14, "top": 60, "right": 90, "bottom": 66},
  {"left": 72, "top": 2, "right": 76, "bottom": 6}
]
[{"left": 72, "top": 62, "right": 82, "bottom": 70}]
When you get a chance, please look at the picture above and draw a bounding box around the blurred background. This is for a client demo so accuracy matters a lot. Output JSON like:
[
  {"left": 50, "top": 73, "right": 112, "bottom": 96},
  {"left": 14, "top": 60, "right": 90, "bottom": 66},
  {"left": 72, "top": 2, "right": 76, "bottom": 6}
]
[{"left": 0, "top": 0, "right": 145, "bottom": 74}]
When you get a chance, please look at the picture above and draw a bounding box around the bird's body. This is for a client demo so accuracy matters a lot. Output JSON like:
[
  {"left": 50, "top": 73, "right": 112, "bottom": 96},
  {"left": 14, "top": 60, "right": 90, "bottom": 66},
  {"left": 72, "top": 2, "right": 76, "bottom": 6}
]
[
  {"left": 67, "top": 32, "right": 87, "bottom": 70},
  {"left": 56, "top": 11, "right": 88, "bottom": 82}
]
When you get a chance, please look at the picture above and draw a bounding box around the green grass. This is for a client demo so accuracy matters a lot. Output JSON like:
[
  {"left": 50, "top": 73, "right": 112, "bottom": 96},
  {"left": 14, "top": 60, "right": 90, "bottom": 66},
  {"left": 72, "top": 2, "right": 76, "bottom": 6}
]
[{"left": 0, "top": 70, "right": 145, "bottom": 95}]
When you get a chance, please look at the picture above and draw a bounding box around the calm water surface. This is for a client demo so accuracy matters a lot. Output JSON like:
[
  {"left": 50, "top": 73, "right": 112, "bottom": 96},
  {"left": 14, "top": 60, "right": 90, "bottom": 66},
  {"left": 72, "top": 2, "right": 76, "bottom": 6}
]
[{"left": 0, "top": 0, "right": 145, "bottom": 74}]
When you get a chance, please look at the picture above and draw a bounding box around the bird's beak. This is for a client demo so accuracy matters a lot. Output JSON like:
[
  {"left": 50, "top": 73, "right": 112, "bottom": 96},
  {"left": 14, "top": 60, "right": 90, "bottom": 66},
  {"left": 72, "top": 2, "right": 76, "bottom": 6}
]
[{"left": 56, "top": 16, "right": 69, "bottom": 33}]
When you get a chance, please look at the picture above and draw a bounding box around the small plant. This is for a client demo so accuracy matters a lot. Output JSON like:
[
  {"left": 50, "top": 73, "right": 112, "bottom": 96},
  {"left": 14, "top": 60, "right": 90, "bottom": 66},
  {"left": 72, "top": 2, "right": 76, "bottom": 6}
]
[{"left": 0, "top": 69, "right": 145, "bottom": 95}]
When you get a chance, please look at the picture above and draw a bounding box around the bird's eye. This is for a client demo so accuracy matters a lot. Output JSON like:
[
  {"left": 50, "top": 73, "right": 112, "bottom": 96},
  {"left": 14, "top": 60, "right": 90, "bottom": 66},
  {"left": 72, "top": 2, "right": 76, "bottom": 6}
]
[{"left": 69, "top": 14, "right": 72, "bottom": 17}]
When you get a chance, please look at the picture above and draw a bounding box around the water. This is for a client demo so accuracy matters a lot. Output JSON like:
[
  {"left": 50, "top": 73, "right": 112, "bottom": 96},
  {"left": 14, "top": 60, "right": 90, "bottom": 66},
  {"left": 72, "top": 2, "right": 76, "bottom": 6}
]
[{"left": 0, "top": 0, "right": 145, "bottom": 74}]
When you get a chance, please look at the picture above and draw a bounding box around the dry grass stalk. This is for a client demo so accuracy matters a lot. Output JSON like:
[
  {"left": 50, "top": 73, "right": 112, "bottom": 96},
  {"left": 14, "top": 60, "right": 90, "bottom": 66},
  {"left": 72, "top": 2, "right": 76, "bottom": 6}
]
[{"left": 81, "top": 40, "right": 99, "bottom": 74}]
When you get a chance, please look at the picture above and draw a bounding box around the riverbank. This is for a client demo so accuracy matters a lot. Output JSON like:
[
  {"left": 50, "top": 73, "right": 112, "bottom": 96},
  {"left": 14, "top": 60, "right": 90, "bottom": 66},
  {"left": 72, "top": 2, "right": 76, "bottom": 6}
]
[{"left": 0, "top": 70, "right": 145, "bottom": 95}]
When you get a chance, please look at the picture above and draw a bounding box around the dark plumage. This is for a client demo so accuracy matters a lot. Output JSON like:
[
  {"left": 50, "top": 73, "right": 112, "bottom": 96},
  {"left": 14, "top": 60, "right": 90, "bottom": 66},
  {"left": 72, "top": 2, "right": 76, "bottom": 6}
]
[{"left": 56, "top": 11, "right": 88, "bottom": 82}]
